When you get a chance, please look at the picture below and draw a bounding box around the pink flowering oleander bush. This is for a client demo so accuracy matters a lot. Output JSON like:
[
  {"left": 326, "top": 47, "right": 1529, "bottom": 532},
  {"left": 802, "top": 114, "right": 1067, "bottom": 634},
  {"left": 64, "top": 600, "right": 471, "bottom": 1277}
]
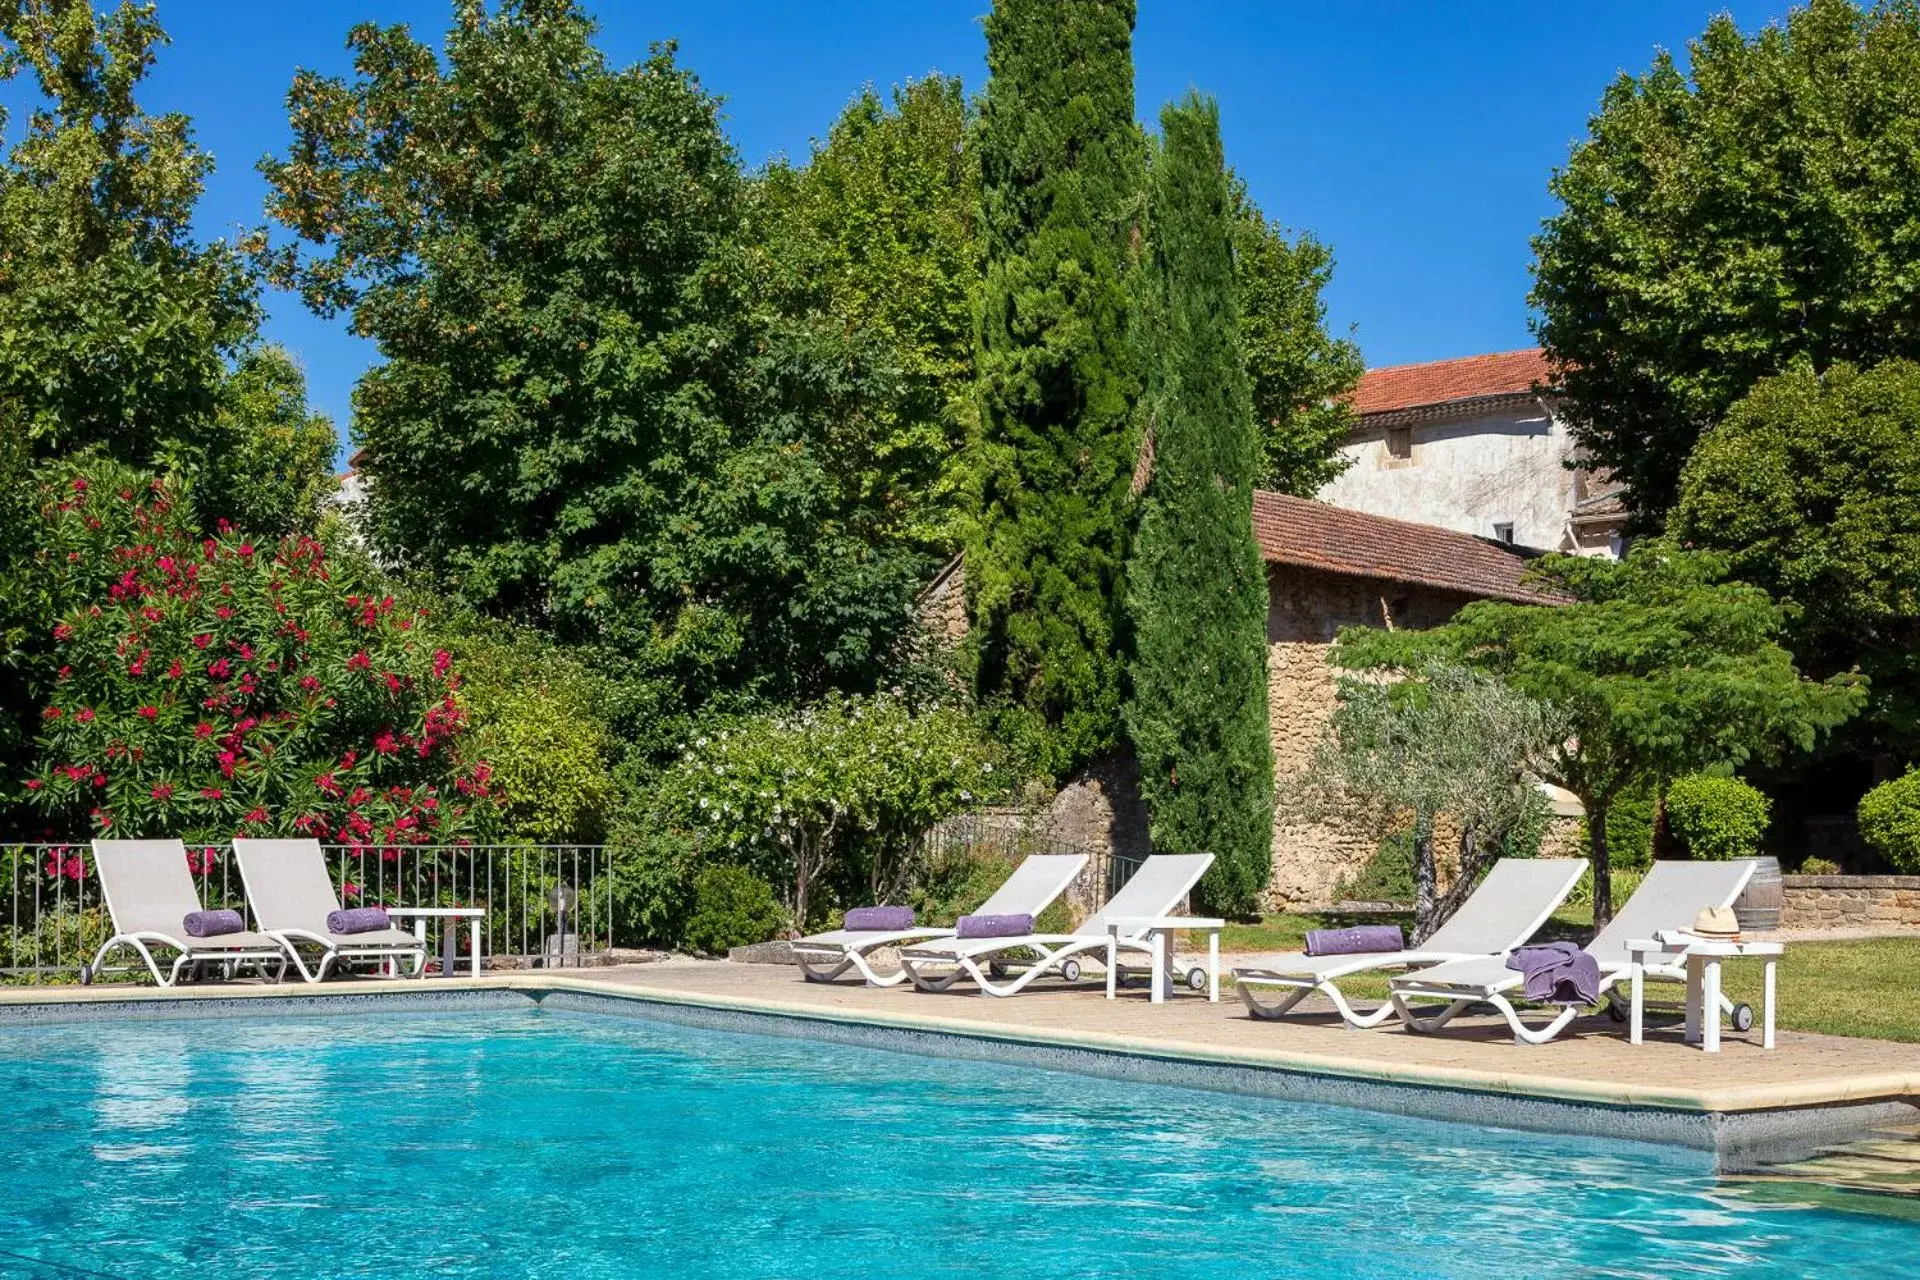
[{"left": 20, "top": 462, "right": 497, "bottom": 850}]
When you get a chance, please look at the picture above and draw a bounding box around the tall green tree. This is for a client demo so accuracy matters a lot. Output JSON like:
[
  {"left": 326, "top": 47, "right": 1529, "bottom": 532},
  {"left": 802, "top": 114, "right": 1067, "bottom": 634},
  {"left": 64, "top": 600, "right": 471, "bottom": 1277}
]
[
  {"left": 1291, "top": 663, "right": 1564, "bottom": 941},
  {"left": 1672, "top": 360, "right": 1920, "bottom": 760},
  {"left": 1337, "top": 543, "right": 1865, "bottom": 923},
  {"left": 1532, "top": 0, "right": 1920, "bottom": 520},
  {"left": 1125, "top": 94, "right": 1275, "bottom": 916},
  {"left": 264, "top": 2, "right": 930, "bottom": 714},
  {"left": 0, "top": 0, "right": 329, "bottom": 519},
  {"left": 753, "top": 77, "right": 978, "bottom": 553},
  {"left": 1232, "top": 179, "right": 1363, "bottom": 495},
  {"left": 967, "top": 0, "right": 1144, "bottom": 776}
]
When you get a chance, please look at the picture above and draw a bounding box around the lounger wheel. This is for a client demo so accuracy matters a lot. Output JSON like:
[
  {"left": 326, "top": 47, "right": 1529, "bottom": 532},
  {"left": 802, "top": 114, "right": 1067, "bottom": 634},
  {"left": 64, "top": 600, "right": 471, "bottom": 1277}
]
[
  {"left": 1185, "top": 966, "right": 1207, "bottom": 992},
  {"left": 1606, "top": 1001, "right": 1627, "bottom": 1023},
  {"left": 1060, "top": 959, "right": 1082, "bottom": 982},
  {"left": 1732, "top": 1003, "right": 1755, "bottom": 1033},
  {"left": 78, "top": 963, "right": 91, "bottom": 986},
  {"left": 988, "top": 960, "right": 1008, "bottom": 980}
]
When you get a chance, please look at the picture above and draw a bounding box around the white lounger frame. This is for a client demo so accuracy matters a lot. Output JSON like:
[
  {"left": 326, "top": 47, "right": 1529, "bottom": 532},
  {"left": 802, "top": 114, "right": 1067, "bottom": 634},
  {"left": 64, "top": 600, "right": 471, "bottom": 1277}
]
[
  {"left": 1387, "top": 860, "right": 1758, "bottom": 1045},
  {"left": 789, "top": 855, "right": 1089, "bottom": 987},
  {"left": 87, "top": 839, "right": 292, "bottom": 988},
  {"left": 1234, "top": 859, "right": 1588, "bottom": 1028},
  {"left": 232, "top": 838, "right": 428, "bottom": 983},
  {"left": 897, "top": 854, "right": 1213, "bottom": 998}
]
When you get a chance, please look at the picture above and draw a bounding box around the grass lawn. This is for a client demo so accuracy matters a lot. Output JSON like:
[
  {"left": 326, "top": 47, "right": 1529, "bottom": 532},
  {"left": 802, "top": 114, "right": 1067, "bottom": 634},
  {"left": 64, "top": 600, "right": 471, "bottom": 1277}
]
[{"left": 1217, "top": 912, "right": 1920, "bottom": 1044}]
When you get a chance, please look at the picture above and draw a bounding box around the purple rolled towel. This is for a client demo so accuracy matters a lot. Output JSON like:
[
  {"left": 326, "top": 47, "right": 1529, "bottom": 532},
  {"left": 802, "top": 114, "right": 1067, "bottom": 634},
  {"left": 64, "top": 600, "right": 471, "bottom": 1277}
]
[
  {"left": 844, "top": 906, "right": 915, "bottom": 932},
  {"left": 955, "top": 912, "right": 1033, "bottom": 940},
  {"left": 327, "top": 906, "right": 390, "bottom": 935},
  {"left": 1304, "top": 924, "right": 1405, "bottom": 957},
  {"left": 182, "top": 909, "right": 245, "bottom": 938}
]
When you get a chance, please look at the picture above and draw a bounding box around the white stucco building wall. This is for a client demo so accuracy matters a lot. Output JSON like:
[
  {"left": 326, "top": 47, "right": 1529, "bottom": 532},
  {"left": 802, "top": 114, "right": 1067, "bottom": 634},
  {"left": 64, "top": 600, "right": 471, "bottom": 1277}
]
[{"left": 1315, "top": 399, "right": 1574, "bottom": 551}]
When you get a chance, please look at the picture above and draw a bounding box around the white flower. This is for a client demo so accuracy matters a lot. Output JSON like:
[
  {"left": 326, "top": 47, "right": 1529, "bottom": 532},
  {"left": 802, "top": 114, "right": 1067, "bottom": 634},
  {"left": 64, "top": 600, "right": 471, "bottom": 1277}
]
[{"left": 981, "top": 762, "right": 994, "bottom": 774}]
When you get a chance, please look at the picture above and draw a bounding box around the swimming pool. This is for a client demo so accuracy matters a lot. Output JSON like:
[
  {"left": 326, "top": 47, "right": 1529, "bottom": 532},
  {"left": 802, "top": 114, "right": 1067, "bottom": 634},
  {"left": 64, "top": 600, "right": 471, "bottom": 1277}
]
[{"left": 0, "top": 1002, "right": 1911, "bottom": 1278}]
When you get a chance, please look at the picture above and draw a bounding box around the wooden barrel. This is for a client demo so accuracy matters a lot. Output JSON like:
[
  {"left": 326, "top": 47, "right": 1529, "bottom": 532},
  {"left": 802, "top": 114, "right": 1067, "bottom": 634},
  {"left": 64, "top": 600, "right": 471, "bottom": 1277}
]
[{"left": 1734, "top": 855, "right": 1783, "bottom": 932}]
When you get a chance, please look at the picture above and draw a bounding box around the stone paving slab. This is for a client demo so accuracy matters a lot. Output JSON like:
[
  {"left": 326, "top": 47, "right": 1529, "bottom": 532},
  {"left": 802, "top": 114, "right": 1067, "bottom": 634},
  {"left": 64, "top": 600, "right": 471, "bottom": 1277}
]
[{"left": 560, "top": 960, "right": 1920, "bottom": 1115}]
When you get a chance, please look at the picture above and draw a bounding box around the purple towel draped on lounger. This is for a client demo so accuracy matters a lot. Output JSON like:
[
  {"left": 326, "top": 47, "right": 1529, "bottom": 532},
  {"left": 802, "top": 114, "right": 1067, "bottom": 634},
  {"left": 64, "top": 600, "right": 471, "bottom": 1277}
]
[
  {"left": 844, "top": 906, "right": 915, "bottom": 932},
  {"left": 955, "top": 912, "right": 1033, "bottom": 940},
  {"left": 1505, "top": 941, "right": 1601, "bottom": 1006},
  {"left": 182, "top": 909, "right": 245, "bottom": 938},
  {"left": 326, "top": 906, "right": 391, "bottom": 935},
  {"left": 1304, "top": 924, "right": 1405, "bottom": 957}
]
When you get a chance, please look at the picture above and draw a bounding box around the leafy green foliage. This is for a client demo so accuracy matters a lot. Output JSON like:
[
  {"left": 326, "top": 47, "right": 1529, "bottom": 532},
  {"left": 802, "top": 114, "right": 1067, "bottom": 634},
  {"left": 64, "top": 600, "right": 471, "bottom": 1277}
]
[
  {"left": 682, "top": 864, "right": 785, "bottom": 954},
  {"left": 263, "top": 3, "right": 930, "bottom": 714},
  {"left": 1336, "top": 542, "right": 1865, "bottom": 921},
  {"left": 645, "top": 692, "right": 1009, "bottom": 929},
  {"left": 1532, "top": 0, "right": 1920, "bottom": 518},
  {"left": 201, "top": 347, "right": 338, "bottom": 538},
  {"left": 1231, "top": 178, "right": 1362, "bottom": 494},
  {"left": 1664, "top": 773, "right": 1771, "bottom": 862},
  {"left": 0, "top": 0, "right": 330, "bottom": 524},
  {"left": 1858, "top": 769, "right": 1920, "bottom": 874},
  {"left": 753, "top": 77, "right": 978, "bottom": 553},
  {"left": 1290, "top": 661, "right": 1565, "bottom": 941},
  {"left": 18, "top": 460, "right": 494, "bottom": 846},
  {"left": 965, "top": 0, "right": 1145, "bottom": 776},
  {"left": 448, "top": 623, "right": 616, "bottom": 845},
  {"left": 1672, "top": 360, "right": 1920, "bottom": 755},
  {"left": 1126, "top": 95, "right": 1275, "bottom": 917}
]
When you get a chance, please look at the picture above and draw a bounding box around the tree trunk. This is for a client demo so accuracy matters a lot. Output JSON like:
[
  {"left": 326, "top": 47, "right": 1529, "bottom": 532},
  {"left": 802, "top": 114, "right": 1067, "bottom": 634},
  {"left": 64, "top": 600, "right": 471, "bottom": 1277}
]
[
  {"left": 1587, "top": 797, "right": 1613, "bottom": 927},
  {"left": 1411, "top": 814, "right": 1438, "bottom": 944},
  {"left": 1429, "top": 821, "right": 1489, "bottom": 934}
]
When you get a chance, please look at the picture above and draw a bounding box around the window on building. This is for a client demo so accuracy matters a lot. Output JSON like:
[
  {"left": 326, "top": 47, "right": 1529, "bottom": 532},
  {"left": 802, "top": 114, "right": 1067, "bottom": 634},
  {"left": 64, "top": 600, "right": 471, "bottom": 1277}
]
[
  {"left": 1385, "top": 426, "right": 1412, "bottom": 461},
  {"left": 1493, "top": 521, "right": 1515, "bottom": 545}
]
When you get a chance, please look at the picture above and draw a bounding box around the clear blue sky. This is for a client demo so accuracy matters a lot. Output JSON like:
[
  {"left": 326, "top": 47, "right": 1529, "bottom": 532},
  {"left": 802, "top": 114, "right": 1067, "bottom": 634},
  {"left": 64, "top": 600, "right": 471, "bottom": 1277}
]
[{"left": 122, "top": 0, "right": 1798, "bottom": 462}]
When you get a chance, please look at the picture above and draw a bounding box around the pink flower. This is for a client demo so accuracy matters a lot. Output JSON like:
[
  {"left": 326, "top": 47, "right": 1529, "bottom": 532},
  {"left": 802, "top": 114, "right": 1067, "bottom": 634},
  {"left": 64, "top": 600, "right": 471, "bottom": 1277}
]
[
  {"left": 194, "top": 722, "right": 214, "bottom": 739},
  {"left": 41, "top": 706, "right": 61, "bottom": 721},
  {"left": 299, "top": 675, "right": 320, "bottom": 693},
  {"left": 166, "top": 660, "right": 183, "bottom": 679},
  {"left": 192, "top": 633, "right": 212, "bottom": 650},
  {"left": 137, "top": 706, "right": 158, "bottom": 720},
  {"left": 71, "top": 477, "right": 87, "bottom": 493},
  {"left": 52, "top": 623, "right": 73, "bottom": 642},
  {"left": 218, "top": 751, "right": 237, "bottom": 779},
  {"left": 238, "top": 543, "right": 255, "bottom": 558},
  {"left": 200, "top": 787, "right": 223, "bottom": 800},
  {"left": 207, "top": 658, "right": 231, "bottom": 679},
  {"left": 24, "top": 779, "right": 42, "bottom": 791},
  {"left": 346, "top": 651, "right": 372, "bottom": 673},
  {"left": 432, "top": 649, "right": 452, "bottom": 678},
  {"left": 76, "top": 708, "right": 95, "bottom": 723},
  {"left": 151, "top": 783, "right": 174, "bottom": 801}
]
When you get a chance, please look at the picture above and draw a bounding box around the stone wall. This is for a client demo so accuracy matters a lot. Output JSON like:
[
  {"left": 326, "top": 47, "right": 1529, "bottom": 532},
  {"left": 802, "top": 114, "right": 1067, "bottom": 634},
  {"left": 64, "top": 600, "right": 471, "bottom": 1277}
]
[
  {"left": 1779, "top": 875, "right": 1920, "bottom": 932},
  {"left": 1263, "top": 563, "right": 1483, "bottom": 909}
]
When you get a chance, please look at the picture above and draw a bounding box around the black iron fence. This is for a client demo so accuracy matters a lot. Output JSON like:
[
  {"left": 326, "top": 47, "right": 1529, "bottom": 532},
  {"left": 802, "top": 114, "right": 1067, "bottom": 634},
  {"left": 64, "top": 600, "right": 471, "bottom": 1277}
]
[{"left": 1, "top": 842, "right": 618, "bottom": 984}]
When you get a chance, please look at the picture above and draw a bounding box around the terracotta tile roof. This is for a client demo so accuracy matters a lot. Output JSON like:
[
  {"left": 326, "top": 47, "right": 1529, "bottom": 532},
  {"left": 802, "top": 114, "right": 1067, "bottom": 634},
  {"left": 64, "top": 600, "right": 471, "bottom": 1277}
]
[
  {"left": 1351, "top": 349, "right": 1554, "bottom": 417},
  {"left": 1252, "top": 491, "right": 1564, "bottom": 605}
]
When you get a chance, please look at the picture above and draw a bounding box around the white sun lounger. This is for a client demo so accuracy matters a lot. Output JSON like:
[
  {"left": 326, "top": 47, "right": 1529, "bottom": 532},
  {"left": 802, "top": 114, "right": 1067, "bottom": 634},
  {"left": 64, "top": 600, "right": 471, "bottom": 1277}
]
[
  {"left": 789, "top": 854, "right": 1089, "bottom": 986},
  {"left": 1387, "top": 859, "right": 1758, "bottom": 1045},
  {"left": 232, "top": 838, "right": 429, "bottom": 983},
  {"left": 83, "top": 839, "right": 292, "bottom": 987},
  {"left": 898, "top": 853, "right": 1215, "bottom": 997},
  {"left": 1232, "top": 857, "right": 1588, "bottom": 1028}
]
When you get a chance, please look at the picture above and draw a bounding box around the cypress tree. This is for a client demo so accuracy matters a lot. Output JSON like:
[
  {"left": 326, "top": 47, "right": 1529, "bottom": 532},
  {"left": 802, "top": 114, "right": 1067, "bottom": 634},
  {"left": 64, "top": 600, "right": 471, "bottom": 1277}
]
[
  {"left": 1126, "top": 94, "right": 1275, "bottom": 915},
  {"left": 967, "top": 0, "right": 1144, "bottom": 776}
]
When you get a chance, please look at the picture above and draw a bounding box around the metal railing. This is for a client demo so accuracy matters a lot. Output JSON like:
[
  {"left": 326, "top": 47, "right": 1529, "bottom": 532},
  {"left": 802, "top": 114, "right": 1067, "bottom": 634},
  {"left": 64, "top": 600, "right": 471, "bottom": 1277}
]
[{"left": 0, "top": 842, "right": 619, "bottom": 984}]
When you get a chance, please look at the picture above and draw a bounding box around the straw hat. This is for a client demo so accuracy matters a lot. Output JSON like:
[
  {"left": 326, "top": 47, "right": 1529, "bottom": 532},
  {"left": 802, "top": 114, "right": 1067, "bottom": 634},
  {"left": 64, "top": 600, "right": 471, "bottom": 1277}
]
[{"left": 1691, "top": 905, "right": 1742, "bottom": 940}]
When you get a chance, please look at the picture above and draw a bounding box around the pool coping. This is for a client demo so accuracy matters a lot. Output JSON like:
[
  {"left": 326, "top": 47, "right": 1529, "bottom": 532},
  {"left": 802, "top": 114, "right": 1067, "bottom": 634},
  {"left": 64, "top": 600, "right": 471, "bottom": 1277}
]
[{"left": 3, "top": 972, "right": 1915, "bottom": 1167}]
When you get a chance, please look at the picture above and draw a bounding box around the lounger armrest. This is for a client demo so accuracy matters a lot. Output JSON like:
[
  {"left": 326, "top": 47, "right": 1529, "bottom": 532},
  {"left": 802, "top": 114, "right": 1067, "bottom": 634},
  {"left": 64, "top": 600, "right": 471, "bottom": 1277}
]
[{"left": 269, "top": 927, "right": 336, "bottom": 950}]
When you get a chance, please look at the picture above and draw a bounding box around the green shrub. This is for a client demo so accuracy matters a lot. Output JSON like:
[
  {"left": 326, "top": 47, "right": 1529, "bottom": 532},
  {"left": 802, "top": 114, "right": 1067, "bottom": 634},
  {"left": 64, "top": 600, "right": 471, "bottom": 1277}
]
[
  {"left": 1798, "top": 856, "right": 1842, "bottom": 875},
  {"left": 1332, "top": 832, "right": 1414, "bottom": 904},
  {"left": 1664, "top": 773, "right": 1771, "bottom": 861},
  {"left": 1859, "top": 771, "right": 1920, "bottom": 874},
  {"left": 682, "top": 865, "right": 785, "bottom": 956},
  {"left": 905, "top": 843, "right": 1072, "bottom": 935}
]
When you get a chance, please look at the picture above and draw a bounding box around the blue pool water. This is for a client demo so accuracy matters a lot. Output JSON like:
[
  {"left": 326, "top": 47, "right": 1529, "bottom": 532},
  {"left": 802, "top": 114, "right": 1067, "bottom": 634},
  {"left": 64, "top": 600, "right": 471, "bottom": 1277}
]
[{"left": 0, "top": 1004, "right": 1913, "bottom": 1278}]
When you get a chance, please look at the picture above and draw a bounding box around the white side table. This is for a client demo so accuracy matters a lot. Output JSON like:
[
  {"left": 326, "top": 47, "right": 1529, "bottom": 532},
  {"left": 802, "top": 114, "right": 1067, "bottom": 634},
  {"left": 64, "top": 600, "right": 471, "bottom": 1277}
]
[
  {"left": 1627, "top": 936, "right": 1781, "bottom": 1052},
  {"left": 386, "top": 907, "right": 486, "bottom": 978},
  {"left": 1103, "top": 916, "right": 1224, "bottom": 1003}
]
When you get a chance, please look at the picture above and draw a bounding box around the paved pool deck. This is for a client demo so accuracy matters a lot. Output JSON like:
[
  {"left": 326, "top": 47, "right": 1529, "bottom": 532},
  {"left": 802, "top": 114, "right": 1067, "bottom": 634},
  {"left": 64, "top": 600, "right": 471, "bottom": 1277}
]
[{"left": 5, "top": 959, "right": 1916, "bottom": 1169}]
